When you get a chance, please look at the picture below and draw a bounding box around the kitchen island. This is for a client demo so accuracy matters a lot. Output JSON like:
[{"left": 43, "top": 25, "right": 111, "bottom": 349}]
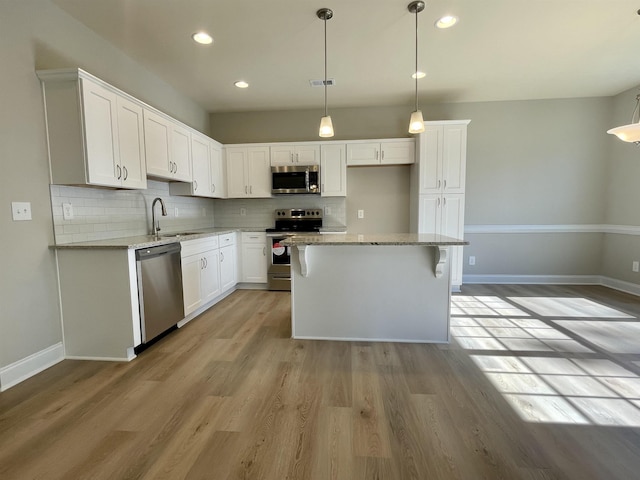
[{"left": 282, "top": 233, "right": 468, "bottom": 343}]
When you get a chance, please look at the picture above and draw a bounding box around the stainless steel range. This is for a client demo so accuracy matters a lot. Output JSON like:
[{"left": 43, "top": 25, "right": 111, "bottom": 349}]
[{"left": 266, "top": 208, "right": 323, "bottom": 291}]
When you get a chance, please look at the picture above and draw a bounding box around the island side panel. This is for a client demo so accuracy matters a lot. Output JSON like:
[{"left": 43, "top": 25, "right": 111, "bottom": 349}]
[{"left": 291, "top": 245, "right": 451, "bottom": 343}]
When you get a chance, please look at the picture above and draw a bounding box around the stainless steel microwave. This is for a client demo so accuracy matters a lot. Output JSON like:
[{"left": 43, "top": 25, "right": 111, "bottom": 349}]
[{"left": 271, "top": 165, "right": 320, "bottom": 195}]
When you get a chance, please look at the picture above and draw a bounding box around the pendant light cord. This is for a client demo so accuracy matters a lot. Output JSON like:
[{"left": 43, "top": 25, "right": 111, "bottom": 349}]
[
  {"left": 415, "top": 6, "right": 419, "bottom": 112},
  {"left": 324, "top": 15, "right": 328, "bottom": 117}
]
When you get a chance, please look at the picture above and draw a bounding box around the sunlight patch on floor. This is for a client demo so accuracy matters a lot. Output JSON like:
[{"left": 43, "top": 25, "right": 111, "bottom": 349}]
[{"left": 452, "top": 295, "right": 640, "bottom": 427}]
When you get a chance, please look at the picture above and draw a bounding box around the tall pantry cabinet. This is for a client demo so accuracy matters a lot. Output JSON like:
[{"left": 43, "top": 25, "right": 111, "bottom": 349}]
[{"left": 410, "top": 120, "right": 470, "bottom": 291}]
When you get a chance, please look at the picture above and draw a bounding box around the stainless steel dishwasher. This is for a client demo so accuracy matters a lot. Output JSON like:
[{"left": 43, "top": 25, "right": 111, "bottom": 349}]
[{"left": 135, "top": 243, "right": 184, "bottom": 344}]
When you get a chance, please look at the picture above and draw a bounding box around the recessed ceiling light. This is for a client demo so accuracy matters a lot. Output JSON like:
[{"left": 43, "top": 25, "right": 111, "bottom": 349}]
[
  {"left": 412, "top": 71, "right": 426, "bottom": 79},
  {"left": 234, "top": 81, "right": 249, "bottom": 89},
  {"left": 435, "top": 15, "right": 458, "bottom": 29},
  {"left": 192, "top": 32, "right": 213, "bottom": 45}
]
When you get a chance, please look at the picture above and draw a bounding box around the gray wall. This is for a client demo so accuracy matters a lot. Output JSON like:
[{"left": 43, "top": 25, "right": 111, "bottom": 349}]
[
  {"left": 0, "top": 0, "right": 209, "bottom": 372},
  {"left": 211, "top": 97, "right": 614, "bottom": 278},
  {"left": 602, "top": 86, "right": 640, "bottom": 284}
]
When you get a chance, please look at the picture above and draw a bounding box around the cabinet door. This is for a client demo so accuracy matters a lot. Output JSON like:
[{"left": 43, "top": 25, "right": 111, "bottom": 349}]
[
  {"left": 247, "top": 147, "right": 271, "bottom": 197},
  {"left": 210, "top": 144, "right": 226, "bottom": 198},
  {"left": 201, "top": 249, "right": 221, "bottom": 304},
  {"left": 81, "top": 79, "right": 120, "bottom": 187},
  {"left": 116, "top": 96, "right": 147, "bottom": 189},
  {"left": 381, "top": 141, "right": 415, "bottom": 165},
  {"left": 225, "top": 148, "right": 248, "bottom": 197},
  {"left": 295, "top": 145, "right": 320, "bottom": 165},
  {"left": 270, "top": 146, "right": 295, "bottom": 166},
  {"left": 441, "top": 124, "right": 467, "bottom": 194},
  {"left": 143, "top": 109, "right": 172, "bottom": 178},
  {"left": 419, "top": 126, "right": 443, "bottom": 194},
  {"left": 346, "top": 143, "right": 380, "bottom": 166},
  {"left": 219, "top": 244, "right": 236, "bottom": 291},
  {"left": 441, "top": 194, "right": 465, "bottom": 287},
  {"left": 242, "top": 243, "right": 268, "bottom": 283},
  {"left": 170, "top": 123, "right": 192, "bottom": 182},
  {"left": 417, "top": 194, "right": 442, "bottom": 235},
  {"left": 182, "top": 254, "right": 203, "bottom": 316},
  {"left": 320, "top": 144, "right": 346, "bottom": 197},
  {"left": 191, "top": 134, "right": 211, "bottom": 197}
]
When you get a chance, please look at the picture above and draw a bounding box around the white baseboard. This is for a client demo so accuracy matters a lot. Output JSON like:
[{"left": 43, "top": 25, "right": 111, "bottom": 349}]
[
  {"left": 462, "top": 274, "right": 640, "bottom": 297},
  {"left": 601, "top": 276, "right": 640, "bottom": 296},
  {"left": 462, "top": 274, "right": 602, "bottom": 285},
  {"left": 0, "top": 342, "right": 64, "bottom": 392}
]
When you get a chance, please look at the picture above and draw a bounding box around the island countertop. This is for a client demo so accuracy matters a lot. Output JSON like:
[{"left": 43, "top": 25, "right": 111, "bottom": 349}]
[{"left": 281, "top": 232, "right": 468, "bottom": 246}]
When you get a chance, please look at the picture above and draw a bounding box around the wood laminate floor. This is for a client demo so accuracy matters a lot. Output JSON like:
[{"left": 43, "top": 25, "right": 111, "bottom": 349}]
[{"left": 2, "top": 285, "right": 640, "bottom": 479}]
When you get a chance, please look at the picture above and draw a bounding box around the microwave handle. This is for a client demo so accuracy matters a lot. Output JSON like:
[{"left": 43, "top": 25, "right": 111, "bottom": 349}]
[{"left": 305, "top": 169, "right": 310, "bottom": 192}]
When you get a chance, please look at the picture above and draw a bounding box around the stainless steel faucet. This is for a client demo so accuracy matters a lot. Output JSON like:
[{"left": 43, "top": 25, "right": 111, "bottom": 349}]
[{"left": 151, "top": 197, "right": 168, "bottom": 238}]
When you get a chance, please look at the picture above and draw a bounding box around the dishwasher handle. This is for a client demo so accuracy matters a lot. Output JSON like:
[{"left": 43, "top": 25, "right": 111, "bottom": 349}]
[{"left": 136, "top": 243, "right": 181, "bottom": 261}]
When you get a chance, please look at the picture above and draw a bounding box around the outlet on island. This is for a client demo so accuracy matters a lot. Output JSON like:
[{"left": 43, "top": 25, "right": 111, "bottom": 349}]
[{"left": 357, "top": 209, "right": 364, "bottom": 219}]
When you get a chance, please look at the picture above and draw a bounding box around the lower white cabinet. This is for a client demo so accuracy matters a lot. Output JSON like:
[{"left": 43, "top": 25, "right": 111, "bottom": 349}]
[
  {"left": 417, "top": 193, "right": 465, "bottom": 288},
  {"left": 181, "top": 233, "right": 237, "bottom": 316},
  {"left": 241, "top": 232, "right": 268, "bottom": 283}
]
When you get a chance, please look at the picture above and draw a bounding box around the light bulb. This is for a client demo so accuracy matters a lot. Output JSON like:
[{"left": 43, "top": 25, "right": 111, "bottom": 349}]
[{"left": 408, "top": 110, "right": 425, "bottom": 134}]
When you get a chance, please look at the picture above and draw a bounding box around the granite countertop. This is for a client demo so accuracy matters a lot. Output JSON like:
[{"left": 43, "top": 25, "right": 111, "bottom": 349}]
[
  {"left": 281, "top": 233, "right": 469, "bottom": 246},
  {"left": 52, "top": 227, "right": 265, "bottom": 250}
]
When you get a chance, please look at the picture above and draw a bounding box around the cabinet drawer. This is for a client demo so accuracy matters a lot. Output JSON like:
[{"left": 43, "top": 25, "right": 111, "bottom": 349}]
[
  {"left": 242, "top": 232, "right": 266, "bottom": 244},
  {"left": 181, "top": 236, "right": 218, "bottom": 257},
  {"left": 218, "top": 232, "right": 236, "bottom": 246}
]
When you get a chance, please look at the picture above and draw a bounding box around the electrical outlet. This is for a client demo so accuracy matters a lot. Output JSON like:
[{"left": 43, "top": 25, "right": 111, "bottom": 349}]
[
  {"left": 174, "top": 207, "right": 179, "bottom": 217},
  {"left": 633, "top": 261, "right": 639, "bottom": 273},
  {"left": 469, "top": 256, "right": 476, "bottom": 266},
  {"left": 324, "top": 206, "right": 332, "bottom": 216},
  {"left": 357, "top": 209, "right": 365, "bottom": 219},
  {"left": 12, "top": 202, "right": 32, "bottom": 221},
  {"left": 62, "top": 202, "right": 74, "bottom": 220},
  {"left": 240, "top": 208, "right": 247, "bottom": 216}
]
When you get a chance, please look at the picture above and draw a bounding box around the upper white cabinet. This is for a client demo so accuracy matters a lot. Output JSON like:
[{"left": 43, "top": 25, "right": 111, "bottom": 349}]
[
  {"left": 346, "top": 139, "right": 415, "bottom": 166},
  {"left": 37, "top": 69, "right": 147, "bottom": 189},
  {"left": 144, "top": 109, "right": 192, "bottom": 182},
  {"left": 210, "top": 142, "right": 227, "bottom": 198},
  {"left": 320, "top": 144, "right": 347, "bottom": 197},
  {"left": 225, "top": 146, "right": 271, "bottom": 198},
  {"left": 169, "top": 134, "right": 226, "bottom": 198},
  {"left": 419, "top": 123, "right": 468, "bottom": 195},
  {"left": 271, "top": 144, "right": 320, "bottom": 166}
]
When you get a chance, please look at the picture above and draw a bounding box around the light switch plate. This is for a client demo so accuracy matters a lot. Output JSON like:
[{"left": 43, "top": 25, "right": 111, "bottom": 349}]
[
  {"left": 12, "top": 202, "right": 32, "bottom": 221},
  {"left": 62, "top": 202, "right": 74, "bottom": 220}
]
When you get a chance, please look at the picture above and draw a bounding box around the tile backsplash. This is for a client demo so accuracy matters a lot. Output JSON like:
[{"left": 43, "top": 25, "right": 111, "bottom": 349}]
[
  {"left": 50, "top": 180, "right": 347, "bottom": 244},
  {"left": 50, "top": 180, "right": 214, "bottom": 244}
]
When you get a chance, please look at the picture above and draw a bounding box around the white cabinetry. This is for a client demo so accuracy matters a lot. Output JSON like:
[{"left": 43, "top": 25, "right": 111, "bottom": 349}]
[
  {"left": 411, "top": 120, "right": 470, "bottom": 290},
  {"left": 181, "top": 237, "right": 221, "bottom": 316},
  {"left": 241, "top": 232, "right": 268, "bottom": 283},
  {"left": 225, "top": 146, "right": 271, "bottom": 198},
  {"left": 144, "top": 109, "right": 192, "bottom": 182},
  {"left": 219, "top": 233, "right": 237, "bottom": 291},
  {"left": 320, "top": 144, "right": 347, "bottom": 197},
  {"left": 37, "top": 69, "right": 147, "bottom": 189},
  {"left": 181, "top": 234, "right": 237, "bottom": 316},
  {"left": 346, "top": 139, "right": 415, "bottom": 166},
  {"left": 419, "top": 123, "right": 467, "bottom": 194},
  {"left": 169, "top": 135, "right": 226, "bottom": 198},
  {"left": 271, "top": 144, "right": 320, "bottom": 166}
]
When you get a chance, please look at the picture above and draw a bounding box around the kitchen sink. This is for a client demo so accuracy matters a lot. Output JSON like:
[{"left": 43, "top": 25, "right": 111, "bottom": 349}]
[{"left": 159, "top": 232, "right": 203, "bottom": 238}]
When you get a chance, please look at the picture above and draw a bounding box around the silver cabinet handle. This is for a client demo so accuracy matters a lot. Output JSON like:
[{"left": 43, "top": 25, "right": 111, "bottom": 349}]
[
  {"left": 116, "top": 165, "right": 122, "bottom": 180},
  {"left": 250, "top": 185, "right": 253, "bottom": 194},
  {"left": 245, "top": 185, "right": 248, "bottom": 194},
  {"left": 123, "top": 166, "right": 128, "bottom": 181},
  {"left": 200, "top": 258, "right": 204, "bottom": 269},
  {"left": 321, "top": 183, "right": 324, "bottom": 193},
  {"left": 444, "top": 179, "right": 447, "bottom": 189},
  {"left": 381, "top": 150, "right": 385, "bottom": 160},
  {"left": 263, "top": 246, "right": 266, "bottom": 256},
  {"left": 437, "top": 197, "right": 441, "bottom": 207},
  {"left": 443, "top": 197, "right": 447, "bottom": 207},
  {"left": 220, "top": 252, "right": 224, "bottom": 262},
  {"left": 194, "top": 180, "right": 198, "bottom": 191},
  {"left": 375, "top": 150, "right": 379, "bottom": 160},
  {"left": 291, "top": 153, "right": 295, "bottom": 163},
  {"left": 212, "top": 183, "right": 216, "bottom": 193},
  {"left": 437, "top": 179, "right": 441, "bottom": 189},
  {"left": 296, "top": 153, "right": 299, "bottom": 163}
]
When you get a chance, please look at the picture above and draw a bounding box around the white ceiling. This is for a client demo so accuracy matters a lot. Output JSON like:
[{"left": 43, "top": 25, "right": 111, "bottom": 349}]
[{"left": 51, "top": 0, "right": 640, "bottom": 113}]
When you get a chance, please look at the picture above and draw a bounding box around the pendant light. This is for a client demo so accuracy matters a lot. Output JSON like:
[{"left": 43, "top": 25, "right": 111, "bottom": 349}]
[
  {"left": 317, "top": 8, "right": 334, "bottom": 138},
  {"left": 408, "top": 1, "right": 425, "bottom": 134},
  {"left": 607, "top": 94, "right": 640, "bottom": 145}
]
